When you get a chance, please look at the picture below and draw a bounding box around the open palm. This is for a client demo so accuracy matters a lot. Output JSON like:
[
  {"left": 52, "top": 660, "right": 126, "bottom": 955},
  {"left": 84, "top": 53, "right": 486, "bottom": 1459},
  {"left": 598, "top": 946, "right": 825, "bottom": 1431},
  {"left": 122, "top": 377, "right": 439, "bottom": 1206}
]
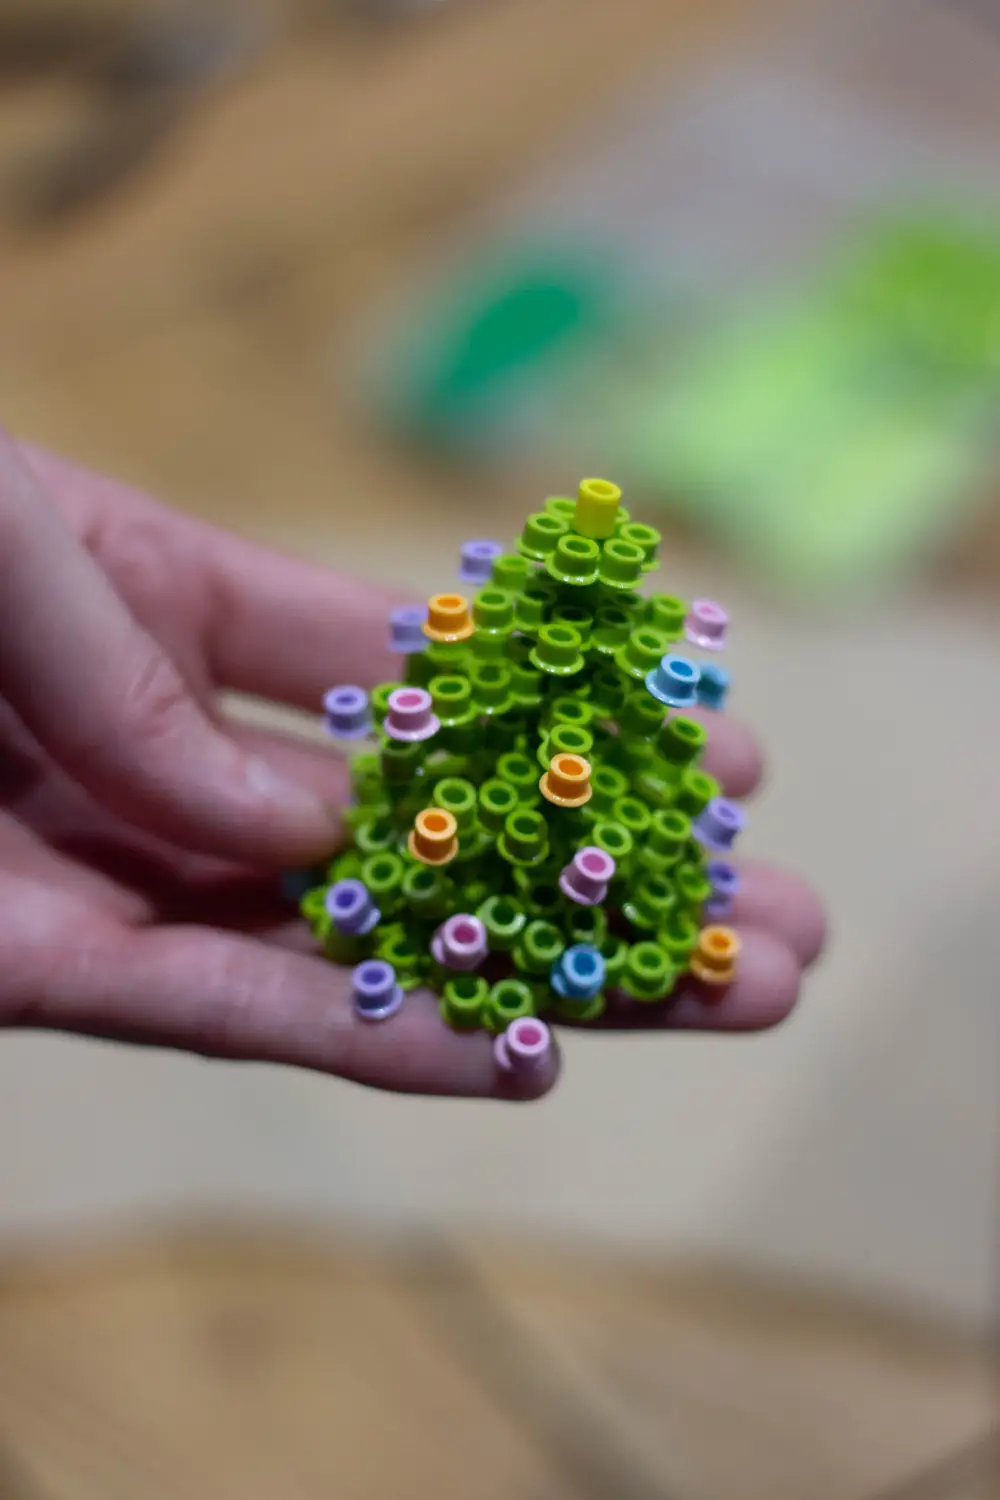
[{"left": 0, "top": 437, "right": 824, "bottom": 1100}]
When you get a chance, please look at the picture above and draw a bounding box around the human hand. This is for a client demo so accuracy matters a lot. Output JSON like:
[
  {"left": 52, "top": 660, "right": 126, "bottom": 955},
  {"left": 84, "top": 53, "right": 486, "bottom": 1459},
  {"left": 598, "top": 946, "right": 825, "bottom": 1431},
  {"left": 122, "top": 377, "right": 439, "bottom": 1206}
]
[{"left": 0, "top": 431, "right": 824, "bottom": 1099}]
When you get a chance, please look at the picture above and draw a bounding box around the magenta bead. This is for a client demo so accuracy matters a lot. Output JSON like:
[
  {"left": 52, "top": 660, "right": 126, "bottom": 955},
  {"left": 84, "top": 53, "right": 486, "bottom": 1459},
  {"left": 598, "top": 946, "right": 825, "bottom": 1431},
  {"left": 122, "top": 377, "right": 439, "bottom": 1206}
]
[
  {"left": 383, "top": 687, "right": 440, "bottom": 743},
  {"left": 494, "top": 1017, "right": 552, "bottom": 1077},
  {"left": 685, "top": 598, "right": 729, "bottom": 652},
  {"left": 431, "top": 913, "right": 488, "bottom": 971},
  {"left": 559, "top": 846, "right": 615, "bottom": 906}
]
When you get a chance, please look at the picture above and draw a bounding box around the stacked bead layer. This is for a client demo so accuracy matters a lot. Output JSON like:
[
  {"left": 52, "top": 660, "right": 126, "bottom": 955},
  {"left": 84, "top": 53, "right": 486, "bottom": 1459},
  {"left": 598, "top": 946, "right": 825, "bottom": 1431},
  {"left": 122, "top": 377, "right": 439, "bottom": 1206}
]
[{"left": 303, "top": 478, "right": 742, "bottom": 1035}]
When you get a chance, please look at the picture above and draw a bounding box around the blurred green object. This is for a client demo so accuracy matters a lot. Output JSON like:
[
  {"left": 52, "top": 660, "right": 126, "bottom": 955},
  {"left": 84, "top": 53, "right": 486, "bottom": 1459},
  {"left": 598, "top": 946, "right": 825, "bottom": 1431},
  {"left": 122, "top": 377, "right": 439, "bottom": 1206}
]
[
  {"left": 376, "top": 215, "right": 1000, "bottom": 604},
  {"left": 616, "top": 215, "right": 1000, "bottom": 599}
]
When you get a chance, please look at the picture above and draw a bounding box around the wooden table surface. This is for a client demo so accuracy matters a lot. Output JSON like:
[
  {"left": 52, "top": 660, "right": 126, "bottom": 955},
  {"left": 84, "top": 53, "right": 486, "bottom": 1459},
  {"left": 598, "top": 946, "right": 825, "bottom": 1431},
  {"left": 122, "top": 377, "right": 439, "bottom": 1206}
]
[{"left": 0, "top": 1228, "right": 994, "bottom": 1500}]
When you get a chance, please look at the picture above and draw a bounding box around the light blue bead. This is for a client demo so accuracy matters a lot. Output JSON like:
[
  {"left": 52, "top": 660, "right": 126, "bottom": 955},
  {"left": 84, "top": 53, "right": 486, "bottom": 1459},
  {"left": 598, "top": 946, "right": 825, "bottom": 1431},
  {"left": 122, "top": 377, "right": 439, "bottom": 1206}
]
[
  {"left": 645, "top": 653, "right": 701, "bottom": 709},
  {"left": 550, "top": 943, "right": 605, "bottom": 1001},
  {"left": 697, "top": 662, "right": 731, "bottom": 711}
]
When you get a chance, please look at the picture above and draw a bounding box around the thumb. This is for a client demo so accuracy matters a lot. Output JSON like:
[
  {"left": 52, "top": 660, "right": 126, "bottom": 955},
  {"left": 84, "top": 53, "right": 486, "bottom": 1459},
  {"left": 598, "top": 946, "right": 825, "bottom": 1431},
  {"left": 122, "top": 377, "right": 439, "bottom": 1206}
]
[{"left": 0, "top": 430, "right": 340, "bottom": 865}]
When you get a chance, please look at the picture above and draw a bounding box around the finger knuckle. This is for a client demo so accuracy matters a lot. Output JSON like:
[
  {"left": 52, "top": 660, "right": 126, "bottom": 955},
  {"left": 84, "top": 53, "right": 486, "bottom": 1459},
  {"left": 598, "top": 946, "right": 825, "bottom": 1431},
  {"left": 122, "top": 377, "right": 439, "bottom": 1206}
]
[
  {"left": 83, "top": 511, "right": 179, "bottom": 622},
  {"left": 116, "top": 647, "right": 194, "bottom": 753}
]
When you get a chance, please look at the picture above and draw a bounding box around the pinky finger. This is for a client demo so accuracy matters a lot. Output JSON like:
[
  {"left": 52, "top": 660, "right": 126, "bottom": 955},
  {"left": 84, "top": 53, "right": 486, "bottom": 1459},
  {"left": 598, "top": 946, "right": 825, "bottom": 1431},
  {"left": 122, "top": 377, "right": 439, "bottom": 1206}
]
[
  {"left": 592, "top": 927, "right": 801, "bottom": 1033},
  {"left": 6, "top": 927, "right": 560, "bottom": 1102}
]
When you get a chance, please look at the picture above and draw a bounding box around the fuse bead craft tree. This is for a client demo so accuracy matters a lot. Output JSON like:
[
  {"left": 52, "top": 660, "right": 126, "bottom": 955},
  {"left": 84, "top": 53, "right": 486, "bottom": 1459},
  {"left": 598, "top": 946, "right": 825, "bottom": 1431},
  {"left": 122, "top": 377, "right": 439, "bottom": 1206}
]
[{"left": 302, "top": 479, "right": 743, "bottom": 1055}]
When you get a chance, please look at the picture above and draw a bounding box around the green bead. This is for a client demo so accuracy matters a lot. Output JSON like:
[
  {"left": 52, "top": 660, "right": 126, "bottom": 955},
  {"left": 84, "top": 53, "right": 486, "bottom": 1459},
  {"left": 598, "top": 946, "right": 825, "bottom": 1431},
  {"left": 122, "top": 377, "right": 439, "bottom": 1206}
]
[
  {"left": 544, "top": 695, "right": 594, "bottom": 731},
  {"left": 550, "top": 602, "right": 594, "bottom": 642},
  {"left": 657, "top": 715, "right": 708, "bottom": 768},
  {"left": 519, "top": 511, "right": 569, "bottom": 562},
  {"left": 512, "top": 919, "right": 565, "bottom": 975},
  {"left": 506, "top": 635, "right": 534, "bottom": 667},
  {"left": 544, "top": 495, "right": 578, "bottom": 523},
  {"left": 676, "top": 862, "right": 712, "bottom": 908},
  {"left": 619, "top": 689, "right": 664, "bottom": 739},
  {"left": 598, "top": 537, "right": 645, "bottom": 591},
  {"left": 484, "top": 710, "right": 527, "bottom": 754},
  {"left": 539, "top": 722, "right": 594, "bottom": 768},
  {"left": 658, "top": 909, "right": 701, "bottom": 965},
  {"left": 644, "top": 593, "right": 687, "bottom": 638},
  {"left": 491, "top": 552, "right": 532, "bottom": 591},
  {"left": 468, "top": 660, "right": 515, "bottom": 716},
  {"left": 496, "top": 751, "right": 541, "bottom": 804},
  {"left": 497, "top": 808, "right": 550, "bottom": 868},
  {"left": 586, "top": 764, "right": 629, "bottom": 820},
  {"left": 343, "top": 802, "right": 383, "bottom": 831},
  {"left": 477, "top": 893, "right": 527, "bottom": 950},
  {"left": 361, "top": 851, "right": 407, "bottom": 915},
  {"left": 589, "top": 666, "right": 627, "bottom": 717},
  {"left": 600, "top": 934, "right": 629, "bottom": 986},
  {"left": 326, "top": 849, "right": 363, "bottom": 884},
  {"left": 620, "top": 941, "right": 676, "bottom": 1001},
  {"left": 440, "top": 717, "right": 481, "bottom": 755},
  {"left": 589, "top": 819, "right": 633, "bottom": 868},
  {"left": 633, "top": 765, "right": 675, "bottom": 809},
  {"left": 440, "top": 975, "right": 489, "bottom": 1030},
  {"left": 565, "top": 903, "right": 608, "bottom": 948},
  {"left": 478, "top": 777, "right": 520, "bottom": 832},
  {"left": 512, "top": 873, "right": 564, "bottom": 920},
  {"left": 461, "top": 877, "right": 492, "bottom": 912},
  {"left": 375, "top": 927, "right": 422, "bottom": 987},
  {"left": 510, "top": 663, "right": 544, "bottom": 709},
  {"left": 472, "top": 588, "right": 515, "bottom": 659},
  {"left": 473, "top": 586, "right": 515, "bottom": 633},
  {"left": 546, "top": 533, "right": 601, "bottom": 587},
  {"left": 429, "top": 674, "right": 474, "bottom": 727},
  {"left": 618, "top": 521, "right": 661, "bottom": 571},
  {"left": 354, "top": 817, "right": 397, "bottom": 858},
  {"left": 425, "top": 640, "right": 470, "bottom": 677},
  {"left": 524, "top": 573, "right": 560, "bottom": 609},
  {"left": 612, "top": 734, "right": 657, "bottom": 778},
  {"left": 611, "top": 795, "right": 652, "bottom": 841},
  {"left": 422, "top": 747, "right": 476, "bottom": 782},
  {"left": 322, "top": 927, "right": 369, "bottom": 964},
  {"left": 554, "top": 990, "right": 606, "bottom": 1024},
  {"left": 379, "top": 737, "right": 425, "bottom": 785},
  {"left": 513, "top": 591, "right": 545, "bottom": 634},
  {"left": 350, "top": 751, "right": 383, "bottom": 803},
  {"left": 402, "top": 862, "right": 454, "bottom": 919},
  {"left": 675, "top": 768, "right": 720, "bottom": 818},
  {"left": 623, "top": 871, "right": 676, "bottom": 931},
  {"left": 371, "top": 681, "right": 403, "bottom": 725},
  {"left": 615, "top": 627, "right": 671, "bottom": 681},
  {"left": 403, "top": 650, "right": 433, "bottom": 686},
  {"left": 611, "top": 505, "right": 633, "bottom": 534},
  {"left": 590, "top": 602, "right": 634, "bottom": 661},
  {"left": 454, "top": 830, "right": 496, "bottom": 869},
  {"left": 299, "top": 885, "right": 330, "bottom": 934},
  {"left": 635, "top": 809, "right": 691, "bottom": 874},
  {"left": 558, "top": 667, "right": 592, "bottom": 699},
  {"left": 432, "top": 777, "right": 478, "bottom": 833},
  {"left": 530, "top": 622, "right": 586, "bottom": 677},
  {"left": 483, "top": 979, "right": 535, "bottom": 1035}
]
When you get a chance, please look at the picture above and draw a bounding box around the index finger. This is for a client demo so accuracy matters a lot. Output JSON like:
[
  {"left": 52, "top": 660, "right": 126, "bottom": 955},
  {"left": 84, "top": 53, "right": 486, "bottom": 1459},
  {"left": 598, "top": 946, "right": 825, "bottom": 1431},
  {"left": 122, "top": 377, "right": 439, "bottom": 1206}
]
[{"left": 22, "top": 443, "right": 402, "bottom": 709}]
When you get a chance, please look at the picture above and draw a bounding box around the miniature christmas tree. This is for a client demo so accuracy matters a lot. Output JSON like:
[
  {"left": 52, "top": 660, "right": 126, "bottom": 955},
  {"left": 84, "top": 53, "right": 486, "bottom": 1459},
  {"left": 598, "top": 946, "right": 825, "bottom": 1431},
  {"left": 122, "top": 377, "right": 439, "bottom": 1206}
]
[{"left": 301, "top": 480, "right": 743, "bottom": 1060}]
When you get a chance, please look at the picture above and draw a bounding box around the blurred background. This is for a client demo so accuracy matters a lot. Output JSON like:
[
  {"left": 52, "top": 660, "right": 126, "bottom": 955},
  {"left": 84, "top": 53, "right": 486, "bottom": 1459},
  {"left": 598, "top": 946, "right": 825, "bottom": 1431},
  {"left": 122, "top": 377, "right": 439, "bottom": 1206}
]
[{"left": 0, "top": 0, "right": 998, "bottom": 1496}]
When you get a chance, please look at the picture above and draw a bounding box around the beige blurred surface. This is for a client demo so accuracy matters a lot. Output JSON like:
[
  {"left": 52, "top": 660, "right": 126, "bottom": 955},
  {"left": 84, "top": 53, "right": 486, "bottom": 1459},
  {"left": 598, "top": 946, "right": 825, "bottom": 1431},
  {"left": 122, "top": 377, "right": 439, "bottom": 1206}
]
[
  {"left": 0, "top": 1228, "right": 994, "bottom": 1500},
  {"left": 0, "top": 9, "right": 997, "bottom": 1490}
]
